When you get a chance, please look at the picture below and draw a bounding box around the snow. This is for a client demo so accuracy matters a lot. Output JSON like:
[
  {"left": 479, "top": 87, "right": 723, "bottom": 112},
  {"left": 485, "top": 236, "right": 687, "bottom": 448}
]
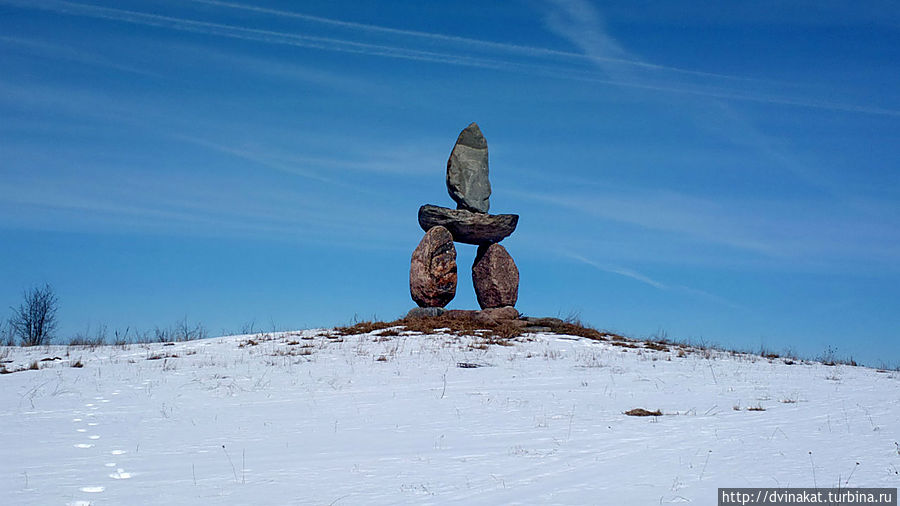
[{"left": 1, "top": 329, "right": 899, "bottom": 504}]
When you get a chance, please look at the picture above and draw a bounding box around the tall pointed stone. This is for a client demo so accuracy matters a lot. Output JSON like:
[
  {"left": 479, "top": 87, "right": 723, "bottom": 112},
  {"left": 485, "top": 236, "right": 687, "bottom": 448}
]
[
  {"left": 410, "top": 226, "right": 457, "bottom": 308},
  {"left": 447, "top": 122, "right": 491, "bottom": 213}
]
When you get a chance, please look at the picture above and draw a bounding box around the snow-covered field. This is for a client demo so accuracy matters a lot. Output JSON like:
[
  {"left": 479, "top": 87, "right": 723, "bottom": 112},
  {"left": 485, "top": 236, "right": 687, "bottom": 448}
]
[{"left": 2, "top": 327, "right": 899, "bottom": 505}]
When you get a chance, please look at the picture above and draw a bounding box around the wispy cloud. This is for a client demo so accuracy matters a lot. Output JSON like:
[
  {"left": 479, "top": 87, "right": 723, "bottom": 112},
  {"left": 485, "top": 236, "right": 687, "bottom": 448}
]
[
  {"left": 568, "top": 253, "right": 667, "bottom": 289},
  {"left": 539, "top": 0, "right": 900, "bottom": 118},
  {"left": 4, "top": 0, "right": 896, "bottom": 117},
  {"left": 512, "top": 187, "right": 781, "bottom": 256},
  {"left": 186, "top": 0, "right": 748, "bottom": 82},
  {"left": 514, "top": 184, "right": 900, "bottom": 273},
  {"left": 0, "top": 166, "right": 410, "bottom": 246},
  {"left": 542, "top": 0, "right": 631, "bottom": 75},
  {"left": 1, "top": 0, "right": 522, "bottom": 69},
  {"left": 565, "top": 252, "right": 742, "bottom": 308},
  {"left": 0, "top": 35, "right": 162, "bottom": 77}
]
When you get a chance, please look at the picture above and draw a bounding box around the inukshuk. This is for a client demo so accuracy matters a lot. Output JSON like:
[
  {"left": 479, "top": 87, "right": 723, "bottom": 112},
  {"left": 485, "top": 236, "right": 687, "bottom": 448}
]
[{"left": 410, "top": 122, "right": 519, "bottom": 311}]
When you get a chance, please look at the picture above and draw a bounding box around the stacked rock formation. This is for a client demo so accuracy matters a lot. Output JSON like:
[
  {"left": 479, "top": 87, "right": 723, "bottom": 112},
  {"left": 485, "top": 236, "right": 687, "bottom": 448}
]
[{"left": 410, "top": 122, "right": 520, "bottom": 313}]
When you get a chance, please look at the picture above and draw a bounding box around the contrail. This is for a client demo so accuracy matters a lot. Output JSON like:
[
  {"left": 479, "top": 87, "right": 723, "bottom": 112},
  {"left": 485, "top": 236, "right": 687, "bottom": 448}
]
[
  {"left": 4, "top": 0, "right": 896, "bottom": 117},
  {"left": 185, "top": 0, "right": 757, "bottom": 82}
]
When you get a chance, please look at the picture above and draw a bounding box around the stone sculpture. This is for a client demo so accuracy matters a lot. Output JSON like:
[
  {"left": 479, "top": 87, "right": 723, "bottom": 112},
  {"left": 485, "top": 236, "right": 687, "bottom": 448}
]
[{"left": 409, "top": 122, "right": 520, "bottom": 311}]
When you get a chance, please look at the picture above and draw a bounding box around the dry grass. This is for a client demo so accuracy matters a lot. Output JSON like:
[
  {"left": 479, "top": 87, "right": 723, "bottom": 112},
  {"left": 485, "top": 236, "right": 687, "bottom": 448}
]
[
  {"left": 532, "top": 317, "right": 624, "bottom": 342},
  {"left": 624, "top": 408, "right": 662, "bottom": 417},
  {"left": 272, "top": 347, "right": 313, "bottom": 357},
  {"left": 334, "top": 320, "right": 396, "bottom": 336},
  {"left": 147, "top": 353, "right": 178, "bottom": 361},
  {"left": 329, "top": 314, "right": 628, "bottom": 354},
  {"left": 401, "top": 313, "right": 521, "bottom": 338}
]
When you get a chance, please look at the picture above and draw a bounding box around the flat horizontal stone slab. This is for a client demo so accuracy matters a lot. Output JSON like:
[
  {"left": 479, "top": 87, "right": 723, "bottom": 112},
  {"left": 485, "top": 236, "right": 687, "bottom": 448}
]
[{"left": 418, "top": 205, "right": 518, "bottom": 245}]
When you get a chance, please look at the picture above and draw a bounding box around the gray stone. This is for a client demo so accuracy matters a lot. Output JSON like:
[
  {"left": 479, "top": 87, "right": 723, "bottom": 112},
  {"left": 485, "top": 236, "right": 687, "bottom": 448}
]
[
  {"left": 472, "top": 243, "right": 519, "bottom": 309},
  {"left": 525, "top": 317, "right": 564, "bottom": 326},
  {"left": 409, "top": 226, "right": 457, "bottom": 308},
  {"left": 447, "top": 122, "right": 491, "bottom": 213},
  {"left": 418, "top": 205, "right": 518, "bottom": 245},
  {"left": 406, "top": 307, "right": 446, "bottom": 319}
]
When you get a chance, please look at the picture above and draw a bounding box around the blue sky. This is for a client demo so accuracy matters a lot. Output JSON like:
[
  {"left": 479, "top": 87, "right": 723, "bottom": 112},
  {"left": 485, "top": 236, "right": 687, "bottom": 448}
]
[{"left": 1, "top": 0, "right": 898, "bottom": 365}]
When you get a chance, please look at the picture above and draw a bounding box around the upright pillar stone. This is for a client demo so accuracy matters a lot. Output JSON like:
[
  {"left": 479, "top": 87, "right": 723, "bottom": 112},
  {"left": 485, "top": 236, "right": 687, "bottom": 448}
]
[
  {"left": 472, "top": 243, "right": 519, "bottom": 309},
  {"left": 410, "top": 225, "right": 457, "bottom": 308}
]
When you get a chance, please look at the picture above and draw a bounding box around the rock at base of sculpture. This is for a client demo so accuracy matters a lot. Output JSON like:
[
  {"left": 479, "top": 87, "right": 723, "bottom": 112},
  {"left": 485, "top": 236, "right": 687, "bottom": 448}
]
[
  {"left": 410, "top": 226, "right": 457, "bottom": 308},
  {"left": 472, "top": 244, "right": 519, "bottom": 309},
  {"left": 446, "top": 122, "right": 491, "bottom": 213},
  {"left": 418, "top": 205, "right": 517, "bottom": 245},
  {"left": 406, "top": 307, "right": 446, "bottom": 319},
  {"left": 479, "top": 306, "right": 518, "bottom": 321}
]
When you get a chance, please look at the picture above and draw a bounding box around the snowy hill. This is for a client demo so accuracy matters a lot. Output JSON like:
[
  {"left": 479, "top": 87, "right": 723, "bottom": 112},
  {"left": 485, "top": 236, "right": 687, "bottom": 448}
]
[{"left": 2, "top": 325, "right": 899, "bottom": 505}]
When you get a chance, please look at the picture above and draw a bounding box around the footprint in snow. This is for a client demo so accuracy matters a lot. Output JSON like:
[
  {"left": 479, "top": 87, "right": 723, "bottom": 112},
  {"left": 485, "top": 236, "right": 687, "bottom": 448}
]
[{"left": 109, "top": 468, "right": 132, "bottom": 480}]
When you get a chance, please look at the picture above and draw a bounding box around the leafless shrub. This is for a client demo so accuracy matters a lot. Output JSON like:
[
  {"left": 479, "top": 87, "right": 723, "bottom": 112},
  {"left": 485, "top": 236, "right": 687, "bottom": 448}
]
[
  {"left": 155, "top": 318, "right": 207, "bottom": 343},
  {"left": 69, "top": 323, "right": 107, "bottom": 347},
  {"left": 10, "top": 284, "right": 58, "bottom": 346}
]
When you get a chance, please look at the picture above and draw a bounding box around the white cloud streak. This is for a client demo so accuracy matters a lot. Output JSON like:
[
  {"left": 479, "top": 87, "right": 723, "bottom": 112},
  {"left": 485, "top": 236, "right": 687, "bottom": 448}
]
[
  {"left": 185, "top": 0, "right": 748, "bottom": 82},
  {"left": 567, "top": 253, "right": 668, "bottom": 289},
  {"left": 565, "top": 252, "right": 742, "bottom": 308},
  {"left": 3, "top": 0, "right": 896, "bottom": 117}
]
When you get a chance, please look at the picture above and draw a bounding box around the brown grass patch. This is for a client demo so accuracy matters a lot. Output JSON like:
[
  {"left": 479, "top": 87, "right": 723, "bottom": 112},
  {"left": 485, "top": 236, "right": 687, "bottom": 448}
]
[
  {"left": 625, "top": 408, "right": 662, "bottom": 417},
  {"left": 334, "top": 320, "right": 396, "bottom": 336}
]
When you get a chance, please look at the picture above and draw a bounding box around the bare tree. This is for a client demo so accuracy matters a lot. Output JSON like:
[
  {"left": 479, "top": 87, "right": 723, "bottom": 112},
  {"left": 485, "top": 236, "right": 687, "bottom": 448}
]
[{"left": 10, "top": 284, "right": 58, "bottom": 346}]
